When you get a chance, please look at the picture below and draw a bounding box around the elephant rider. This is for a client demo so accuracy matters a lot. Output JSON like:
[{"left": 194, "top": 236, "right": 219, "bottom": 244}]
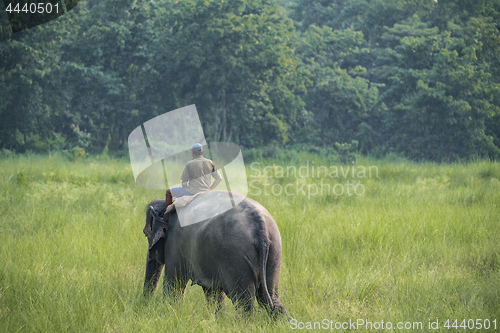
[{"left": 164, "top": 143, "right": 222, "bottom": 222}]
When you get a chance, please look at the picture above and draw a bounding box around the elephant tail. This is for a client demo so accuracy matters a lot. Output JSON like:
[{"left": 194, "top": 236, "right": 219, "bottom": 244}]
[{"left": 256, "top": 216, "right": 274, "bottom": 310}]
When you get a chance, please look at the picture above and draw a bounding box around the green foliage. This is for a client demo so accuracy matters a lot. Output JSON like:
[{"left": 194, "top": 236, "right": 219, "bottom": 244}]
[
  {"left": 1, "top": 0, "right": 500, "bottom": 161},
  {"left": 153, "top": 0, "right": 303, "bottom": 146},
  {"left": 335, "top": 140, "right": 358, "bottom": 164},
  {"left": 372, "top": 14, "right": 500, "bottom": 161},
  {"left": 70, "top": 146, "right": 88, "bottom": 162},
  {"left": 15, "top": 171, "right": 27, "bottom": 185},
  {"left": 293, "top": 20, "right": 380, "bottom": 152},
  {"left": 290, "top": 0, "right": 500, "bottom": 161}
]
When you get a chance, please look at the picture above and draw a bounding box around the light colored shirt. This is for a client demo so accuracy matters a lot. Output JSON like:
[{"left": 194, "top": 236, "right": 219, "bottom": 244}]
[{"left": 181, "top": 156, "right": 221, "bottom": 194}]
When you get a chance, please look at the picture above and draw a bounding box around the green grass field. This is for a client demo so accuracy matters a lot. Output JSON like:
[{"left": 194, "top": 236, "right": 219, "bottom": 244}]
[{"left": 0, "top": 154, "right": 499, "bottom": 332}]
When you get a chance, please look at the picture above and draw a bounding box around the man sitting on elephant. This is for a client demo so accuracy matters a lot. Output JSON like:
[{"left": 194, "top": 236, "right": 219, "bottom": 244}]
[{"left": 164, "top": 143, "right": 222, "bottom": 222}]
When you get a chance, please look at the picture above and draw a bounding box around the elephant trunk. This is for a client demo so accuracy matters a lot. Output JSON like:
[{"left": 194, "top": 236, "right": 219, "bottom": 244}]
[
  {"left": 143, "top": 251, "right": 164, "bottom": 296},
  {"left": 143, "top": 206, "right": 167, "bottom": 297}
]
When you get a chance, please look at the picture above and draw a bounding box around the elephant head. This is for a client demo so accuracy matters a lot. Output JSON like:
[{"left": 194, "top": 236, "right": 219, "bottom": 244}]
[{"left": 143, "top": 206, "right": 167, "bottom": 263}]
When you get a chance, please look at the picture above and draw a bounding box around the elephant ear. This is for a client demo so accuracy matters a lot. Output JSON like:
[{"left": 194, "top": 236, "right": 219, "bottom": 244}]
[{"left": 149, "top": 206, "right": 167, "bottom": 251}]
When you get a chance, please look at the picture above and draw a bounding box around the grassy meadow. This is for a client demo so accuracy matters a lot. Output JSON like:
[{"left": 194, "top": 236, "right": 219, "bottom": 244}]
[{"left": 0, "top": 153, "right": 499, "bottom": 332}]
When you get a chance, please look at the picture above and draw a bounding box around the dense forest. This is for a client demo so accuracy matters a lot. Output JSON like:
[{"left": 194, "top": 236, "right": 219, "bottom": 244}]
[{"left": 1, "top": 0, "right": 499, "bottom": 162}]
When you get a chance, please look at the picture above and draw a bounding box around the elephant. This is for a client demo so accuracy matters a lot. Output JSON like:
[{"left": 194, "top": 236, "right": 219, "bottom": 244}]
[{"left": 142, "top": 190, "right": 289, "bottom": 318}]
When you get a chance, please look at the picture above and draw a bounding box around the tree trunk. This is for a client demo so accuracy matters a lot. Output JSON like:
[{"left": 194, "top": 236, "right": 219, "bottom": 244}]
[
  {"left": 222, "top": 88, "right": 227, "bottom": 141},
  {"left": 214, "top": 106, "right": 220, "bottom": 142},
  {"left": 119, "top": 126, "right": 125, "bottom": 146},
  {"left": 11, "top": 127, "right": 16, "bottom": 150},
  {"left": 227, "top": 122, "right": 233, "bottom": 143},
  {"left": 446, "top": 138, "right": 451, "bottom": 164}
]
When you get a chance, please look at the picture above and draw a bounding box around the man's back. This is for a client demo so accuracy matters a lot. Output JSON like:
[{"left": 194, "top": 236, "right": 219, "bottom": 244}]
[{"left": 181, "top": 156, "right": 220, "bottom": 194}]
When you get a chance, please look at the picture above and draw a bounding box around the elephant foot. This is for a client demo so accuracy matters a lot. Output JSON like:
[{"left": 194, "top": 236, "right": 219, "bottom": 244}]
[{"left": 202, "top": 286, "right": 226, "bottom": 316}]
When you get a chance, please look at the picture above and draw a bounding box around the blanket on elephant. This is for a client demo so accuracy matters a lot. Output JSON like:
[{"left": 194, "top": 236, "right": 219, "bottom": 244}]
[
  {"left": 164, "top": 192, "right": 202, "bottom": 217},
  {"left": 172, "top": 191, "right": 202, "bottom": 208},
  {"left": 173, "top": 190, "right": 244, "bottom": 227}
]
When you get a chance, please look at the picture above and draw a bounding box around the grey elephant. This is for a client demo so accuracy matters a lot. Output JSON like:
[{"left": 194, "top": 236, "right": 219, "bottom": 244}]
[{"left": 142, "top": 190, "right": 289, "bottom": 318}]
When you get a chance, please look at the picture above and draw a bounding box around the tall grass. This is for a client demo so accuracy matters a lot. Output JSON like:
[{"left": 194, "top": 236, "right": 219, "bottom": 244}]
[{"left": 0, "top": 154, "right": 499, "bottom": 332}]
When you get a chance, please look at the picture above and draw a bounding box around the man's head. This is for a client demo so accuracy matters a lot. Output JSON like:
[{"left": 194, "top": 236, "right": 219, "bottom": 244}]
[{"left": 192, "top": 143, "right": 204, "bottom": 157}]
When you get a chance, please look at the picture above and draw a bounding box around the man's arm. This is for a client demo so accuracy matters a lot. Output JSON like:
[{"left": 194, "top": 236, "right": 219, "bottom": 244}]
[
  {"left": 210, "top": 167, "right": 222, "bottom": 190},
  {"left": 210, "top": 177, "right": 222, "bottom": 191}
]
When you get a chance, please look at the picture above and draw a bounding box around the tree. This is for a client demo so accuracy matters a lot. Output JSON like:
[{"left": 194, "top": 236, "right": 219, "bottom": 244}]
[
  {"left": 152, "top": 0, "right": 304, "bottom": 147},
  {"left": 0, "top": 6, "right": 69, "bottom": 152},
  {"left": 373, "top": 15, "right": 500, "bottom": 160},
  {"left": 56, "top": 0, "right": 162, "bottom": 151},
  {"left": 293, "top": 24, "right": 379, "bottom": 150}
]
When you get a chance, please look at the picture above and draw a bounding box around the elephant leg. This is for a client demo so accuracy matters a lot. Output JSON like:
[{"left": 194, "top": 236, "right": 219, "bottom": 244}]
[
  {"left": 256, "top": 286, "right": 289, "bottom": 319},
  {"left": 270, "top": 296, "right": 290, "bottom": 320},
  {"left": 202, "top": 286, "right": 226, "bottom": 315},
  {"left": 163, "top": 273, "right": 187, "bottom": 302},
  {"left": 256, "top": 285, "right": 269, "bottom": 310},
  {"left": 227, "top": 284, "right": 256, "bottom": 315},
  {"left": 143, "top": 255, "right": 164, "bottom": 297}
]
